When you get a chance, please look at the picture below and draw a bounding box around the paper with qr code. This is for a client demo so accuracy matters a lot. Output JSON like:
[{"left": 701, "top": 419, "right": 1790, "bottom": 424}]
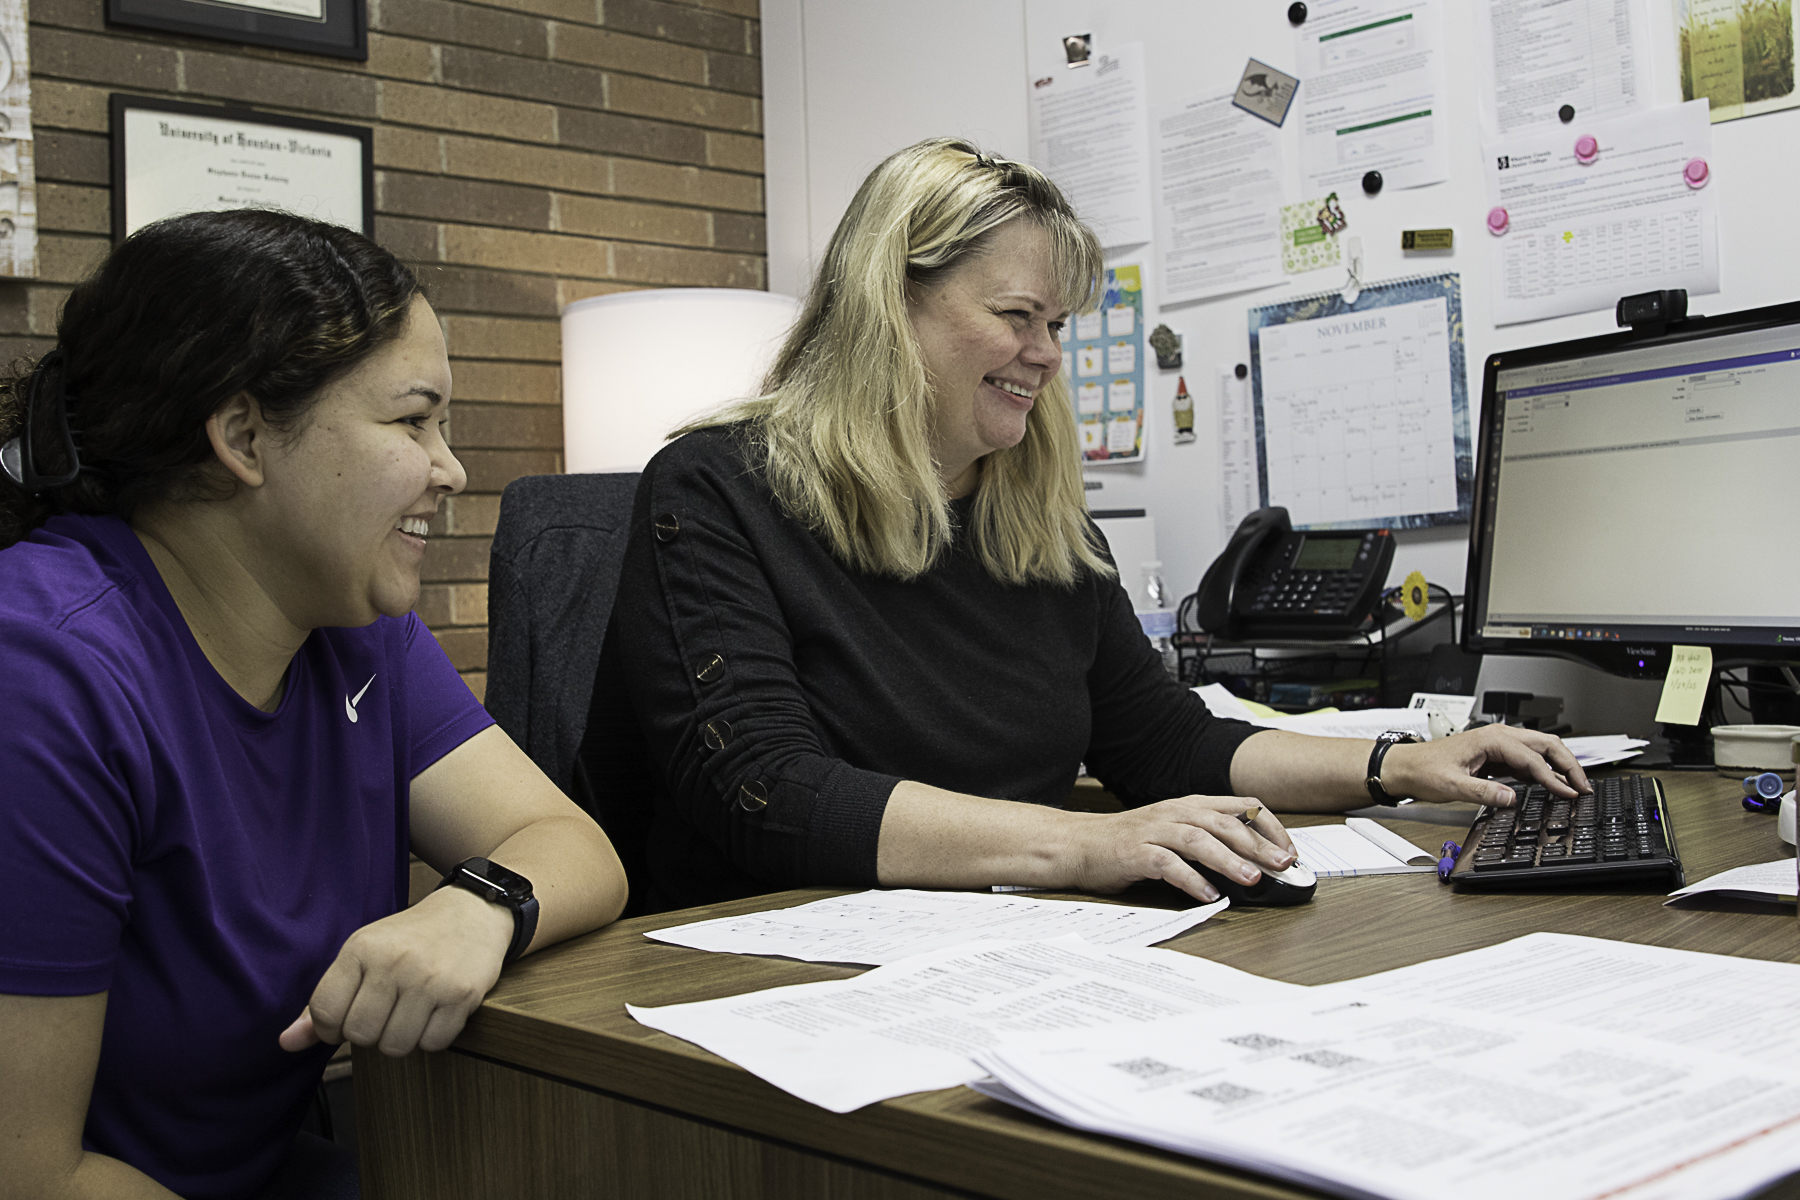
[
  {"left": 628, "top": 937, "right": 1302, "bottom": 1112},
  {"left": 977, "top": 994, "right": 1800, "bottom": 1200}
]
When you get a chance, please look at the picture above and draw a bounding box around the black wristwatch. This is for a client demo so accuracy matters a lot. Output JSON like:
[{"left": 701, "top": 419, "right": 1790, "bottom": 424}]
[
  {"left": 1365, "top": 731, "right": 1423, "bottom": 806},
  {"left": 435, "top": 857, "right": 539, "bottom": 962}
]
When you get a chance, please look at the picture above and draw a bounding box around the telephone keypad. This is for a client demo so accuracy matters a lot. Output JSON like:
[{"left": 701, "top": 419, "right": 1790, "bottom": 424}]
[{"left": 1246, "top": 532, "right": 1382, "bottom": 619}]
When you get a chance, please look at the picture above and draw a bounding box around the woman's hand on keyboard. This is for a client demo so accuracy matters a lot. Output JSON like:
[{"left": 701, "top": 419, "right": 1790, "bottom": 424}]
[{"left": 1382, "top": 725, "right": 1590, "bottom": 809}]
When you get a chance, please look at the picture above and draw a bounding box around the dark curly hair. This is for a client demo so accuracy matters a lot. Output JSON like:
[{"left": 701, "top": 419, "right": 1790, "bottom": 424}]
[{"left": 0, "top": 209, "right": 421, "bottom": 548}]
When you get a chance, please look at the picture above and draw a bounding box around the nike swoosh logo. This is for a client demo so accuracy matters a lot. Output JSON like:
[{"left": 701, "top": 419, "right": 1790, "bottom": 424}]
[{"left": 345, "top": 674, "right": 376, "bottom": 723}]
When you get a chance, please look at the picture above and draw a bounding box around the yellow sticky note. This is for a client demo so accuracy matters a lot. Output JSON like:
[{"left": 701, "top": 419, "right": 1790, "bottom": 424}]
[{"left": 1655, "top": 645, "right": 1713, "bottom": 725}]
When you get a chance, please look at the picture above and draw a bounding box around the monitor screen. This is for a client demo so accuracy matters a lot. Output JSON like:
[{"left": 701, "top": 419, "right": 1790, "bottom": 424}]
[{"left": 1464, "top": 300, "right": 1800, "bottom": 676}]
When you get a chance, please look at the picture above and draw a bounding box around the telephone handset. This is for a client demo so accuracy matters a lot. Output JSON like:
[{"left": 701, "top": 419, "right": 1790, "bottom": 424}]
[{"left": 1195, "top": 507, "right": 1396, "bottom": 641}]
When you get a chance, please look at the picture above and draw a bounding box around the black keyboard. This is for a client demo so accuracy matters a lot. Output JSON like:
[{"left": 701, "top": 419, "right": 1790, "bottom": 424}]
[{"left": 1445, "top": 774, "right": 1684, "bottom": 890}]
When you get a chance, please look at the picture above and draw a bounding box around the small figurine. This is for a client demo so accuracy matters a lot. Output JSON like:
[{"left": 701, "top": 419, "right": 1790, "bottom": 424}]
[
  {"left": 1148, "top": 323, "right": 1182, "bottom": 370},
  {"left": 1172, "top": 376, "right": 1195, "bottom": 444}
]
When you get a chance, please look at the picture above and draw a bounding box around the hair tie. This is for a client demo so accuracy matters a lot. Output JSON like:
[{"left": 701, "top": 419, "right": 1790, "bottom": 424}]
[{"left": 0, "top": 349, "right": 82, "bottom": 495}]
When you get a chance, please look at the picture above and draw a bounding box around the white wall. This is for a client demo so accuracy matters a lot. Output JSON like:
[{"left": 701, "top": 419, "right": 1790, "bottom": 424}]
[{"left": 762, "top": 0, "right": 1800, "bottom": 735}]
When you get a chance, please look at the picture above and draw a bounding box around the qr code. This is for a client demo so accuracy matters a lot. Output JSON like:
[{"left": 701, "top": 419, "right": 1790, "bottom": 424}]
[
  {"left": 1223, "top": 1033, "right": 1294, "bottom": 1052},
  {"left": 1292, "top": 1049, "right": 1362, "bottom": 1069},
  {"left": 1190, "top": 1082, "right": 1261, "bottom": 1106},
  {"left": 1110, "top": 1057, "right": 1178, "bottom": 1080}
]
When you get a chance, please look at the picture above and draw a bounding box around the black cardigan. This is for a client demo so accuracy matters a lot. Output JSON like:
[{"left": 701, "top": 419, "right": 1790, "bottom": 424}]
[{"left": 600, "top": 426, "right": 1263, "bottom": 912}]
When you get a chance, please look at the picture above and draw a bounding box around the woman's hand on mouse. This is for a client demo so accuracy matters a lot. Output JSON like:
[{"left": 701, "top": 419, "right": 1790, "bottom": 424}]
[
  {"left": 1381, "top": 724, "right": 1589, "bottom": 809},
  {"left": 1064, "top": 796, "right": 1295, "bottom": 903}
]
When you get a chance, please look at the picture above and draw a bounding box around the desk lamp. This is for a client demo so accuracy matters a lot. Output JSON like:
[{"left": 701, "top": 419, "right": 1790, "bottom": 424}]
[{"left": 561, "top": 288, "right": 801, "bottom": 474}]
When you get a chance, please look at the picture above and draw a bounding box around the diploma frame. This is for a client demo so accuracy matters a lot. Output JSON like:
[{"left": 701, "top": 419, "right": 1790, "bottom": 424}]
[
  {"left": 110, "top": 95, "right": 375, "bottom": 243},
  {"left": 105, "top": 0, "right": 366, "bottom": 60}
]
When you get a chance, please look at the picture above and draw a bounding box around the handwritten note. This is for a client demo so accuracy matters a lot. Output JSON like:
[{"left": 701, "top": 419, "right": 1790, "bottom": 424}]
[{"left": 1654, "top": 644, "right": 1712, "bottom": 725}]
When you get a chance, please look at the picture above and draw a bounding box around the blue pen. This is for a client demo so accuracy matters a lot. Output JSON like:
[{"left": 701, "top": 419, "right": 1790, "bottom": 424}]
[{"left": 1436, "top": 840, "right": 1462, "bottom": 883}]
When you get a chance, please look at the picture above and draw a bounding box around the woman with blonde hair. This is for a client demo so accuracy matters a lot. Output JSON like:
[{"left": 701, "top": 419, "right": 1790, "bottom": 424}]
[{"left": 600, "top": 137, "right": 1584, "bottom": 913}]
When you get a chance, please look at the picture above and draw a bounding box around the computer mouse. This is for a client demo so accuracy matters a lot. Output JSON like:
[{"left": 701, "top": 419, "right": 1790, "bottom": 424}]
[{"left": 1188, "top": 858, "right": 1318, "bottom": 906}]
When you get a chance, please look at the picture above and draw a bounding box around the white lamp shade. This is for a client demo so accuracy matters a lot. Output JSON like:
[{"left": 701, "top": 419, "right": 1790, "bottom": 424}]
[{"left": 561, "top": 288, "right": 801, "bottom": 474}]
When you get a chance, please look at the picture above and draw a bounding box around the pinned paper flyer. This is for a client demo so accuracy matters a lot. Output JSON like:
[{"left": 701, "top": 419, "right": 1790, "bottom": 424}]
[
  {"left": 1655, "top": 644, "right": 1712, "bottom": 725},
  {"left": 1077, "top": 382, "right": 1104, "bottom": 413}
]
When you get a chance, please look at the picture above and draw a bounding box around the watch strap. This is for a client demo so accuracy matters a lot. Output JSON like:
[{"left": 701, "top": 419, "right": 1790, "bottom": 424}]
[
  {"left": 1365, "top": 731, "right": 1421, "bottom": 806},
  {"left": 435, "top": 857, "right": 539, "bottom": 963}
]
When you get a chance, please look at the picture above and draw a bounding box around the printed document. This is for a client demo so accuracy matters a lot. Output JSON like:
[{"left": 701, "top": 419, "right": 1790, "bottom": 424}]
[
  {"left": 1485, "top": 98, "right": 1718, "bottom": 325},
  {"left": 1296, "top": 0, "right": 1450, "bottom": 193},
  {"left": 1028, "top": 43, "right": 1154, "bottom": 249},
  {"left": 1151, "top": 94, "right": 1286, "bottom": 306},
  {"left": 1667, "top": 859, "right": 1798, "bottom": 905},
  {"left": 644, "top": 889, "right": 1227, "bottom": 965},
  {"left": 1473, "top": 0, "right": 1652, "bottom": 136},
  {"left": 1218, "top": 366, "right": 1260, "bottom": 533},
  {"left": 1195, "top": 685, "right": 1433, "bottom": 740},
  {"left": 1324, "top": 931, "right": 1800, "bottom": 1067},
  {"left": 628, "top": 937, "right": 1304, "bottom": 1113},
  {"left": 975, "top": 995, "right": 1800, "bottom": 1200},
  {"left": 1255, "top": 296, "right": 1459, "bottom": 526}
]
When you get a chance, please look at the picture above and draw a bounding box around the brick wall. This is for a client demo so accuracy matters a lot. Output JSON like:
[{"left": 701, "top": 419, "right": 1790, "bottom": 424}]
[{"left": 19, "top": 0, "right": 767, "bottom": 700}]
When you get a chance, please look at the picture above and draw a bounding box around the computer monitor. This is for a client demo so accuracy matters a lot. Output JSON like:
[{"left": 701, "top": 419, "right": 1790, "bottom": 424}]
[{"left": 1463, "top": 299, "right": 1800, "bottom": 679}]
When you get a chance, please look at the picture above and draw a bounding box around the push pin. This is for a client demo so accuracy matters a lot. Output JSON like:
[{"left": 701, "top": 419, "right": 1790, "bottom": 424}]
[
  {"left": 1361, "top": 169, "right": 1383, "bottom": 195},
  {"left": 1684, "top": 157, "right": 1709, "bottom": 188},
  {"left": 1575, "top": 134, "right": 1599, "bottom": 164},
  {"left": 1288, "top": 2, "right": 1307, "bottom": 24},
  {"left": 1486, "top": 206, "right": 1509, "bottom": 236},
  {"left": 1558, "top": 104, "right": 1575, "bottom": 123}
]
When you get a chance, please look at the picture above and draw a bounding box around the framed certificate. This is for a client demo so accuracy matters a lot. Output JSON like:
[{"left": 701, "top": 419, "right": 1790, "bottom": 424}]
[
  {"left": 105, "top": 0, "right": 365, "bottom": 60},
  {"left": 111, "top": 95, "right": 373, "bottom": 244}
]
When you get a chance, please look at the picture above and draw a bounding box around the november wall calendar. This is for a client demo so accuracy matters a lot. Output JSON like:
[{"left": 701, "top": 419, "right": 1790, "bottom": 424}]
[{"left": 1245, "top": 273, "right": 1472, "bottom": 531}]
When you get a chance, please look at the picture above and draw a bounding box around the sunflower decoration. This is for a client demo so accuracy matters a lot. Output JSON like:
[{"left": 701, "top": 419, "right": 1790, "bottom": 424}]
[{"left": 1401, "top": 570, "right": 1429, "bottom": 622}]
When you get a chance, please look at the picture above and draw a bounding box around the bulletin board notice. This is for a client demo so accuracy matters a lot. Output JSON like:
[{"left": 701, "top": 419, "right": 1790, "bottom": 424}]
[{"left": 1069, "top": 263, "right": 1146, "bottom": 465}]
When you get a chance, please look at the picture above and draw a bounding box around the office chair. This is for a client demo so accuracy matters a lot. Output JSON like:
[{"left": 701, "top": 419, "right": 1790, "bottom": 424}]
[{"left": 485, "top": 472, "right": 656, "bottom": 914}]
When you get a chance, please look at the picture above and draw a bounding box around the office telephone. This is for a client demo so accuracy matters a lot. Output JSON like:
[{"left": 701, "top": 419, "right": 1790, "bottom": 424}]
[{"left": 1194, "top": 507, "right": 1396, "bottom": 641}]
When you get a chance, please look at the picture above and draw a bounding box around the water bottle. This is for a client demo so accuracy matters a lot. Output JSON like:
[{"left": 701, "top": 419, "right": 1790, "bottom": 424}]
[{"left": 1136, "top": 561, "right": 1179, "bottom": 680}]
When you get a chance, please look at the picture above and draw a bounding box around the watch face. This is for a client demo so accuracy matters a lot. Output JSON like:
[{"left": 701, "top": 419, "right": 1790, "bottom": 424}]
[{"left": 456, "top": 858, "right": 534, "bottom": 903}]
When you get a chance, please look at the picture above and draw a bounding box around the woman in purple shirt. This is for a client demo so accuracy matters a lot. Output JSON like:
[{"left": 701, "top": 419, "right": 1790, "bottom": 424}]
[{"left": 0, "top": 211, "right": 627, "bottom": 1199}]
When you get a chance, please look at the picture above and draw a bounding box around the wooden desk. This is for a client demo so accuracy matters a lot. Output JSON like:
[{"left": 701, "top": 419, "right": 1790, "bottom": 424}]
[{"left": 357, "top": 773, "right": 1799, "bottom": 1199}]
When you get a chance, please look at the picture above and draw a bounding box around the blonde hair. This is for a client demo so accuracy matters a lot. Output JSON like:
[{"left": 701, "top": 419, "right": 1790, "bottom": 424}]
[{"left": 685, "top": 137, "right": 1111, "bottom": 586}]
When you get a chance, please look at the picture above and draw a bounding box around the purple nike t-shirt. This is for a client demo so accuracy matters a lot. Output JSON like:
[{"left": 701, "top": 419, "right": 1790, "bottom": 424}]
[{"left": 0, "top": 514, "right": 494, "bottom": 1199}]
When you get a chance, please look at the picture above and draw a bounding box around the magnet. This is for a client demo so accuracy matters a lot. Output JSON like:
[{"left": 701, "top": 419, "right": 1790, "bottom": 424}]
[
  {"left": 1148, "top": 323, "right": 1183, "bottom": 370},
  {"left": 1234, "top": 362, "right": 1248, "bottom": 380},
  {"left": 1317, "top": 192, "right": 1347, "bottom": 236},
  {"left": 1574, "top": 134, "right": 1599, "bottom": 164},
  {"left": 1684, "top": 157, "right": 1709, "bottom": 188},
  {"left": 1487, "top": 206, "right": 1509, "bottom": 236},
  {"left": 1401, "top": 228, "right": 1454, "bottom": 251},
  {"left": 1558, "top": 104, "right": 1575, "bottom": 123},
  {"left": 1361, "top": 169, "right": 1383, "bottom": 195},
  {"left": 1288, "top": 1, "right": 1307, "bottom": 23}
]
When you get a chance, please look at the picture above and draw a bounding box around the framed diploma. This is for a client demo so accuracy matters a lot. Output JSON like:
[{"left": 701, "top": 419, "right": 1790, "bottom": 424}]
[
  {"left": 110, "top": 95, "right": 373, "bottom": 243},
  {"left": 105, "top": 0, "right": 365, "bottom": 60}
]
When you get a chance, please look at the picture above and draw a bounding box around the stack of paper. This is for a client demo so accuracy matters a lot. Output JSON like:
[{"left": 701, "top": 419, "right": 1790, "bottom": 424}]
[
  {"left": 1561, "top": 734, "right": 1649, "bottom": 767},
  {"left": 628, "top": 937, "right": 1303, "bottom": 1113},
  {"left": 645, "top": 889, "right": 1228, "bottom": 965},
  {"left": 1666, "top": 860, "right": 1797, "bottom": 905},
  {"left": 632, "top": 920, "right": 1800, "bottom": 1197},
  {"left": 973, "top": 993, "right": 1800, "bottom": 1200},
  {"left": 1196, "top": 684, "right": 1430, "bottom": 740}
]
